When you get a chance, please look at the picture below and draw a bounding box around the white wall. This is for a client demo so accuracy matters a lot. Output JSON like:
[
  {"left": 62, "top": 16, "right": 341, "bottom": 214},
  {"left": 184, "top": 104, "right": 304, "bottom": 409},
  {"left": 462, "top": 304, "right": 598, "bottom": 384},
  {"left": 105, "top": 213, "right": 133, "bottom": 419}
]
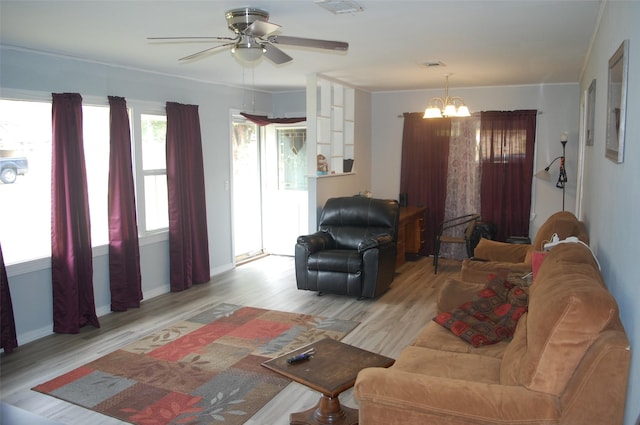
[
  {"left": 0, "top": 47, "right": 273, "bottom": 343},
  {"left": 271, "top": 90, "right": 306, "bottom": 118},
  {"left": 370, "top": 83, "right": 580, "bottom": 238},
  {"left": 579, "top": 2, "right": 640, "bottom": 424}
]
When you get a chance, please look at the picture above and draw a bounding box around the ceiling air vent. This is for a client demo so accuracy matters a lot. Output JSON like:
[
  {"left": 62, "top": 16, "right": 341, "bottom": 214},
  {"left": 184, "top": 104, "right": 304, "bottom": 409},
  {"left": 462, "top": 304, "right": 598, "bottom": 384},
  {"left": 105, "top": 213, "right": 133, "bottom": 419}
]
[
  {"left": 315, "top": 0, "right": 364, "bottom": 14},
  {"left": 424, "top": 61, "right": 446, "bottom": 68}
]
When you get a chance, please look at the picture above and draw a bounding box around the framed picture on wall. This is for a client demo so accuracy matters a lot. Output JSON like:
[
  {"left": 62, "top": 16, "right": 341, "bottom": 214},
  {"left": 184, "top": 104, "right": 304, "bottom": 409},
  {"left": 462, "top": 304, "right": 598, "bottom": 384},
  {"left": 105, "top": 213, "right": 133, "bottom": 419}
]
[
  {"left": 586, "top": 79, "right": 596, "bottom": 146},
  {"left": 605, "top": 39, "right": 629, "bottom": 163}
]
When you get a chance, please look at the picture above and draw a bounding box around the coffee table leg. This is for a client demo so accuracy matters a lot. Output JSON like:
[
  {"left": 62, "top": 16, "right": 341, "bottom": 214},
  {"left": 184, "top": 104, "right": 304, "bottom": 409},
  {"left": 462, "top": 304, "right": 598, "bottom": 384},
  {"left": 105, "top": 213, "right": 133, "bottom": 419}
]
[{"left": 290, "top": 393, "right": 358, "bottom": 425}]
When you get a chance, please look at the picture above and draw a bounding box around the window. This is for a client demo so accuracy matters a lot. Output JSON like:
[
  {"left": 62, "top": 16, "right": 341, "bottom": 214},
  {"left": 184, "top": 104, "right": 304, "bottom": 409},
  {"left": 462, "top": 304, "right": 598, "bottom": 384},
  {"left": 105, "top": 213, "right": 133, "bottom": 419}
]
[
  {"left": 82, "top": 105, "right": 110, "bottom": 247},
  {"left": 276, "top": 127, "right": 307, "bottom": 191},
  {"left": 0, "top": 99, "right": 52, "bottom": 264},
  {"left": 480, "top": 128, "right": 529, "bottom": 163},
  {"left": 0, "top": 97, "right": 169, "bottom": 266},
  {"left": 140, "top": 114, "right": 168, "bottom": 232},
  {"left": 0, "top": 99, "right": 112, "bottom": 263}
]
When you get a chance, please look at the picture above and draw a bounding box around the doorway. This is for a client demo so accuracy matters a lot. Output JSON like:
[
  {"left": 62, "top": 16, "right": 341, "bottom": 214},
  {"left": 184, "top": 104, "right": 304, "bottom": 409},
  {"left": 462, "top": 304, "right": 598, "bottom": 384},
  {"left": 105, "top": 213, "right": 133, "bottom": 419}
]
[
  {"left": 231, "top": 115, "right": 308, "bottom": 263},
  {"left": 231, "top": 115, "right": 263, "bottom": 263}
]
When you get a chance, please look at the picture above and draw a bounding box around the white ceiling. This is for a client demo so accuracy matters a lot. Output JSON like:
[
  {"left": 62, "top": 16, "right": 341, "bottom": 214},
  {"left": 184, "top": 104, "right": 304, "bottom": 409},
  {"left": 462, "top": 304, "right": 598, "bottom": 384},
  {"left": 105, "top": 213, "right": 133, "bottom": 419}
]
[{"left": 0, "top": 0, "right": 602, "bottom": 93}]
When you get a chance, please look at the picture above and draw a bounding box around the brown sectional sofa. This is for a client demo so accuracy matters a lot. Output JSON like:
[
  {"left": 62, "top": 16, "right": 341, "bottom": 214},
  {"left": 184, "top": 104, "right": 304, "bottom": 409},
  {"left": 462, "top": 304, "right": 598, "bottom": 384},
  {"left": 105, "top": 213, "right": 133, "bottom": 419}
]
[
  {"left": 460, "top": 211, "right": 589, "bottom": 283},
  {"left": 354, "top": 242, "right": 631, "bottom": 424}
]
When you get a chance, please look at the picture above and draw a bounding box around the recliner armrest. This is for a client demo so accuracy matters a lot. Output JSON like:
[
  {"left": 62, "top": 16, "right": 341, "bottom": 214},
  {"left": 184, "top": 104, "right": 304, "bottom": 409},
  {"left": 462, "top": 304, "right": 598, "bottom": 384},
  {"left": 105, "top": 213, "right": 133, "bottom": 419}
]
[
  {"left": 358, "top": 234, "right": 393, "bottom": 253},
  {"left": 296, "top": 231, "right": 335, "bottom": 254}
]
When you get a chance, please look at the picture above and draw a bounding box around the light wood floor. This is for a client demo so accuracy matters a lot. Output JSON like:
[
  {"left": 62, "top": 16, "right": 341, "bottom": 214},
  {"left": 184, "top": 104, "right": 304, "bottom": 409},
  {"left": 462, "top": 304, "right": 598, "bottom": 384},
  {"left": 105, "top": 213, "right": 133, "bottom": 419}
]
[{"left": 0, "top": 254, "right": 464, "bottom": 424}]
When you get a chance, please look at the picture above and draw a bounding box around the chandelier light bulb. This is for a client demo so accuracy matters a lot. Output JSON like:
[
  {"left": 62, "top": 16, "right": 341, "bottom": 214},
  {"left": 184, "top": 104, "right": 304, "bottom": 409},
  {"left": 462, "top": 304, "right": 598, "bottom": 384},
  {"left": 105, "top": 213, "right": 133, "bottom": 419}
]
[{"left": 456, "top": 105, "right": 471, "bottom": 117}]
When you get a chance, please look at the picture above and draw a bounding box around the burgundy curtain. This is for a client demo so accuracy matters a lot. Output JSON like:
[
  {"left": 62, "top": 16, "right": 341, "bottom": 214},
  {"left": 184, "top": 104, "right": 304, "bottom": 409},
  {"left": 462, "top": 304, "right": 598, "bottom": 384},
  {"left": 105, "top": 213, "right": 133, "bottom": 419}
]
[
  {"left": 166, "top": 102, "right": 210, "bottom": 291},
  {"left": 399, "top": 113, "right": 452, "bottom": 255},
  {"left": 479, "top": 110, "right": 537, "bottom": 241},
  {"left": 51, "top": 93, "right": 100, "bottom": 333},
  {"left": 240, "top": 112, "right": 306, "bottom": 126},
  {"left": 108, "top": 96, "right": 142, "bottom": 311},
  {"left": 0, "top": 243, "right": 18, "bottom": 353}
]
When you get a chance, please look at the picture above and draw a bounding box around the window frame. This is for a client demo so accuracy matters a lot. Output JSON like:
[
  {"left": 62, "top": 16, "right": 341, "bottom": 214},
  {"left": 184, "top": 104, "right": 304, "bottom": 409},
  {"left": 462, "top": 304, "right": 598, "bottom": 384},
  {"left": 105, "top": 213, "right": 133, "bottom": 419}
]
[
  {"left": 131, "top": 106, "right": 169, "bottom": 236},
  {"left": 2, "top": 90, "right": 169, "bottom": 276}
]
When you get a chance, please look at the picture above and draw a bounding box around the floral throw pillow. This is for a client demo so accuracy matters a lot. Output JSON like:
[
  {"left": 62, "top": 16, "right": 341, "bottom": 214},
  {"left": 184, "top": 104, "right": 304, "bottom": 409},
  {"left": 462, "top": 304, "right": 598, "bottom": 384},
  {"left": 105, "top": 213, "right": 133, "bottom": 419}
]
[{"left": 433, "top": 278, "right": 528, "bottom": 347}]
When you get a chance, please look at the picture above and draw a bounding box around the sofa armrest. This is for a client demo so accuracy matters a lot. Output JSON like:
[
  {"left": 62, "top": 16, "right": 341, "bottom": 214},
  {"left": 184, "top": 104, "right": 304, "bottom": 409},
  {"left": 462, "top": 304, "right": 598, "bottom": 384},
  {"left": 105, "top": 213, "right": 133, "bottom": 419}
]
[
  {"left": 473, "top": 238, "right": 531, "bottom": 263},
  {"left": 354, "top": 368, "right": 560, "bottom": 425},
  {"left": 358, "top": 234, "right": 393, "bottom": 253},
  {"left": 296, "top": 231, "right": 334, "bottom": 254}
]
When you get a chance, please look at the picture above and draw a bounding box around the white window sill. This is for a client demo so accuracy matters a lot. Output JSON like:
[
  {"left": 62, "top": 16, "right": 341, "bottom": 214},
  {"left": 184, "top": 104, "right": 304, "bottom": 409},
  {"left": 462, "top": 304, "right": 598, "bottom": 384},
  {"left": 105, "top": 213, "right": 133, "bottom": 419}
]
[{"left": 5, "top": 231, "right": 168, "bottom": 277}]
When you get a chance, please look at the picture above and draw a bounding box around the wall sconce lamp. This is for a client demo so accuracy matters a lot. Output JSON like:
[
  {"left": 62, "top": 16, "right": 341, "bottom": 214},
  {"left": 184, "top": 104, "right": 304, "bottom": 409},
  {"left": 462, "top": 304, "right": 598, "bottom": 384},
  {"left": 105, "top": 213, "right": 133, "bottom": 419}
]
[{"left": 537, "top": 132, "right": 568, "bottom": 210}]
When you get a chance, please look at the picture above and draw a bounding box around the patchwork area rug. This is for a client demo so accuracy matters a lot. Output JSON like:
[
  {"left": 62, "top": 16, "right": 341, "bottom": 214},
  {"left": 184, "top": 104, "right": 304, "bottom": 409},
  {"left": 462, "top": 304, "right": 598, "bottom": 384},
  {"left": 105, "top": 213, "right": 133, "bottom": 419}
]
[{"left": 33, "top": 303, "right": 359, "bottom": 425}]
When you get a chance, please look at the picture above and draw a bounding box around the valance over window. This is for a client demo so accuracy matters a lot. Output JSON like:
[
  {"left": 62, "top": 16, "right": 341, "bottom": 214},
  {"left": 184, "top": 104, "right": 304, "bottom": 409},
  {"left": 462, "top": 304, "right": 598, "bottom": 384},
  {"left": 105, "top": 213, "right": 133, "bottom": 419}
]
[{"left": 240, "top": 112, "right": 306, "bottom": 126}]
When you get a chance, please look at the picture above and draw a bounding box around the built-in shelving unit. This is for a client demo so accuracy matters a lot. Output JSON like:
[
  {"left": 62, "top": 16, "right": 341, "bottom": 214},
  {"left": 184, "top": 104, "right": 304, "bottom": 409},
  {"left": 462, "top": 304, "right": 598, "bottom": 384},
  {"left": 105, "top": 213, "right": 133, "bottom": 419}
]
[{"left": 316, "top": 78, "right": 355, "bottom": 175}]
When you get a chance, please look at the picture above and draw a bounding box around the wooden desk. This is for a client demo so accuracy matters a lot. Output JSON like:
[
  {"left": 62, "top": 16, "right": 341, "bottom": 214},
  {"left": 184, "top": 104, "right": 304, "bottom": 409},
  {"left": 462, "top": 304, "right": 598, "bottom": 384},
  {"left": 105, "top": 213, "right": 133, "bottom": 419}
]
[{"left": 397, "top": 206, "right": 427, "bottom": 267}]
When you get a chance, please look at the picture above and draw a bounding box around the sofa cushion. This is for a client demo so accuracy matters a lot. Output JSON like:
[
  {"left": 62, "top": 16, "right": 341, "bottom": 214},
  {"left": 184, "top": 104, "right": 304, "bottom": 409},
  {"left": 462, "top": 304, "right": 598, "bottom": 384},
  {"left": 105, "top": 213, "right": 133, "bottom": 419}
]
[
  {"left": 392, "top": 346, "right": 502, "bottom": 384},
  {"left": 436, "top": 278, "right": 485, "bottom": 313},
  {"left": 473, "top": 238, "right": 530, "bottom": 262},
  {"left": 413, "top": 321, "right": 508, "bottom": 359},
  {"left": 460, "top": 258, "right": 532, "bottom": 283},
  {"left": 433, "top": 277, "right": 528, "bottom": 347},
  {"left": 502, "top": 243, "right": 617, "bottom": 396},
  {"left": 355, "top": 363, "right": 561, "bottom": 425},
  {"left": 499, "top": 312, "right": 528, "bottom": 384}
]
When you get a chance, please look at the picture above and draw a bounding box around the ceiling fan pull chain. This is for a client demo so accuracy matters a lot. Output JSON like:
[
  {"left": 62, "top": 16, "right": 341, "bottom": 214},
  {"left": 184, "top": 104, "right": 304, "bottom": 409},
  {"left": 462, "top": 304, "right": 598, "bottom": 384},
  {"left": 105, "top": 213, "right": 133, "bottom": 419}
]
[{"left": 251, "top": 66, "right": 256, "bottom": 112}]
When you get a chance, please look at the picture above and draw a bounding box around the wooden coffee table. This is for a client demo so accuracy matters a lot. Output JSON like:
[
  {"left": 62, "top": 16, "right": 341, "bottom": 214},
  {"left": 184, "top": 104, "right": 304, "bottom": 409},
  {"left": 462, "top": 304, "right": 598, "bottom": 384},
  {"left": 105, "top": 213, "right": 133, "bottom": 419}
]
[{"left": 262, "top": 337, "right": 394, "bottom": 425}]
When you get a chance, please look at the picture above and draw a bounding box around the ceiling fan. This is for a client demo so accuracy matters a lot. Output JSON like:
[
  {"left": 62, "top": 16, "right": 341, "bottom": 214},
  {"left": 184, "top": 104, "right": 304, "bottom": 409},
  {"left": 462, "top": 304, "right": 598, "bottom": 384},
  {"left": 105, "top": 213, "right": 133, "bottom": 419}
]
[{"left": 148, "top": 7, "right": 349, "bottom": 64}]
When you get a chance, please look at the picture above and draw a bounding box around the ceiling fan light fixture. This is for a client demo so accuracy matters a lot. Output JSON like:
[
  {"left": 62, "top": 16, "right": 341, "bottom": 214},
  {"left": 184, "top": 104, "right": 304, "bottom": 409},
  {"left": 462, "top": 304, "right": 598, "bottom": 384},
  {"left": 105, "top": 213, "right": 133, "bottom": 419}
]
[{"left": 232, "top": 37, "right": 265, "bottom": 63}]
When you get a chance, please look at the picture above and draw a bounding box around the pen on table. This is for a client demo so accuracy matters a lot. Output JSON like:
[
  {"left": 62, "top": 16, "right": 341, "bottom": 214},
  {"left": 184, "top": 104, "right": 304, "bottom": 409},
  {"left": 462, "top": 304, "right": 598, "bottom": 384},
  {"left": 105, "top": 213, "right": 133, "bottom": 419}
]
[{"left": 287, "top": 348, "right": 315, "bottom": 364}]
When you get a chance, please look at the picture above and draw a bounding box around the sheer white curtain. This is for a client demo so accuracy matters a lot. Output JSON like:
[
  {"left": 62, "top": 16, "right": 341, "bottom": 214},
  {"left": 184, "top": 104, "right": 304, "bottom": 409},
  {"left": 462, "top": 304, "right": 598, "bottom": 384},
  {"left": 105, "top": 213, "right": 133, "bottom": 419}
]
[{"left": 440, "top": 116, "right": 482, "bottom": 259}]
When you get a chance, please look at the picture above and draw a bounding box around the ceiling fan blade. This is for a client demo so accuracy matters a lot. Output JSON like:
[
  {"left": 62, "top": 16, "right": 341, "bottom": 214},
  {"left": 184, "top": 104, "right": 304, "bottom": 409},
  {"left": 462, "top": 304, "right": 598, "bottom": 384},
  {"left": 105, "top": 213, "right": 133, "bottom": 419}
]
[
  {"left": 263, "top": 43, "right": 293, "bottom": 64},
  {"left": 179, "top": 42, "right": 235, "bottom": 61},
  {"left": 148, "top": 36, "right": 236, "bottom": 41},
  {"left": 267, "top": 35, "right": 348, "bottom": 51},
  {"left": 244, "top": 20, "right": 280, "bottom": 37}
]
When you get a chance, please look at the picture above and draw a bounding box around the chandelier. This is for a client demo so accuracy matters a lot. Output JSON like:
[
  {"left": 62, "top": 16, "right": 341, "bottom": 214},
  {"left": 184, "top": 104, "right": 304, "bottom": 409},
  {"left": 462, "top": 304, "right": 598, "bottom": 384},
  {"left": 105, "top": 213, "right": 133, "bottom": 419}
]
[{"left": 423, "top": 75, "right": 471, "bottom": 118}]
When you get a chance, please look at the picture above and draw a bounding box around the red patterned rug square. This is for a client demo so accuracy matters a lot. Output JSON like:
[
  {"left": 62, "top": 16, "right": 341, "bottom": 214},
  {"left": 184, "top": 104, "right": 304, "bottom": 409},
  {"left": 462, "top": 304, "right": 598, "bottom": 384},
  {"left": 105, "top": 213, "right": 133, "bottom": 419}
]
[{"left": 33, "top": 303, "right": 359, "bottom": 425}]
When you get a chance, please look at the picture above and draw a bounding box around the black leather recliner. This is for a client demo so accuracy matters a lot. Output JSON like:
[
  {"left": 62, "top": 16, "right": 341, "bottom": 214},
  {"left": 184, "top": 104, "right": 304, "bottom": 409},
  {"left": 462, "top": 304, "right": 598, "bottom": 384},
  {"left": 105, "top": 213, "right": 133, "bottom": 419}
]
[{"left": 295, "top": 197, "right": 400, "bottom": 299}]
